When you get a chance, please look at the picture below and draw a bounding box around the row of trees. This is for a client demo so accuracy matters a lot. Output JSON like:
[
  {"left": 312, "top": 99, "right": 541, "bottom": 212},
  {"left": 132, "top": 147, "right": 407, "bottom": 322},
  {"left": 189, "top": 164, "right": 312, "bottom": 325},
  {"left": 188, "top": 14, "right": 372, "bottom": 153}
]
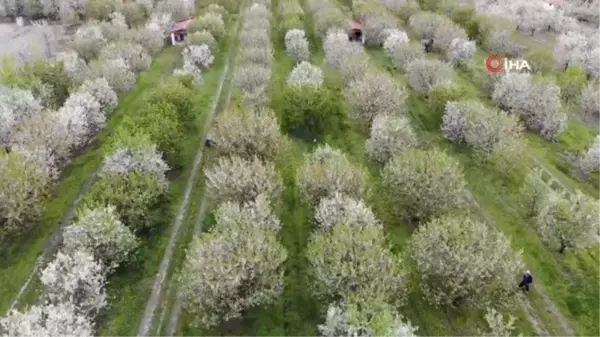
[
  {"left": 178, "top": 1, "right": 290, "bottom": 329},
  {"left": 0, "top": 2, "right": 174, "bottom": 245},
  {"left": 0, "top": 1, "right": 235, "bottom": 334}
]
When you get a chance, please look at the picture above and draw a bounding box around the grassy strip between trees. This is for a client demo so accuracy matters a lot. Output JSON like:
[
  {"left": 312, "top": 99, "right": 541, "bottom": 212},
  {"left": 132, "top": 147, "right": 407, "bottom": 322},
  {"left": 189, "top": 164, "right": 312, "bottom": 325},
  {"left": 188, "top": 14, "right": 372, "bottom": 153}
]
[
  {"left": 97, "top": 13, "right": 241, "bottom": 336},
  {"left": 0, "top": 48, "right": 180, "bottom": 314}
]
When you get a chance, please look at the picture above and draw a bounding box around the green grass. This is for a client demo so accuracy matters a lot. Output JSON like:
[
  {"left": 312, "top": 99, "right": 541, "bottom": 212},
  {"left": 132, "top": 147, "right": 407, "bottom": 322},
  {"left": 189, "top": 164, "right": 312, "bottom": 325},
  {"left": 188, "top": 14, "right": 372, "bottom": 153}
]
[
  {"left": 97, "top": 19, "right": 240, "bottom": 335},
  {"left": 0, "top": 48, "right": 181, "bottom": 314}
]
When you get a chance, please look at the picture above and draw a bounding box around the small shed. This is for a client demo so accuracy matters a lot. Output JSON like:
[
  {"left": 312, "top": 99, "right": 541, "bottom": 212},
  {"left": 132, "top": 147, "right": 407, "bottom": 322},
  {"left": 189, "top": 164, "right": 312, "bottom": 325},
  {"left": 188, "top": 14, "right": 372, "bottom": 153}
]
[
  {"left": 171, "top": 16, "right": 193, "bottom": 45},
  {"left": 348, "top": 19, "right": 365, "bottom": 44}
]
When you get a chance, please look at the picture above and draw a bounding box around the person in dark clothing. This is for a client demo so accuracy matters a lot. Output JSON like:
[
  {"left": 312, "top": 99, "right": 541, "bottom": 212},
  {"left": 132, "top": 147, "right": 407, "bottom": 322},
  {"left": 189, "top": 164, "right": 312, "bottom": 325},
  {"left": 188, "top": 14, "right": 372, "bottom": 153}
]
[
  {"left": 518, "top": 270, "right": 533, "bottom": 291},
  {"left": 205, "top": 136, "right": 215, "bottom": 148}
]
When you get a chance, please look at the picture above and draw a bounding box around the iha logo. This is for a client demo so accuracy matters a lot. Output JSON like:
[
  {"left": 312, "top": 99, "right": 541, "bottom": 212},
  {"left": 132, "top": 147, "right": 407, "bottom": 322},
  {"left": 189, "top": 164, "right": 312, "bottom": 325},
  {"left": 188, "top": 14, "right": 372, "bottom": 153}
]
[{"left": 485, "top": 55, "right": 531, "bottom": 73}]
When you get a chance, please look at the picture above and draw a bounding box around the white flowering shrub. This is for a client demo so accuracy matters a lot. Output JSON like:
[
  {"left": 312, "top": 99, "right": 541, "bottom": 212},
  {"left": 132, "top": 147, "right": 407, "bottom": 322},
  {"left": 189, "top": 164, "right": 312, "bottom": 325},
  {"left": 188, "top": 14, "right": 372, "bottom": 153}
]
[
  {"left": 408, "top": 11, "right": 449, "bottom": 41},
  {"left": 183, "top": 44, "right": 215, "bottom": 69},
  {"left": 62, "top": 205, "right": 139, "bottom": 273},
  {"left": 178, "top": 222, "right": 286, "bottom": 328},
  {"left": 520, "top": 168, "right": 550, "bottom": 217},
  {"left": 366, "top": 114, "right": 418, "bottom": 164},
  {"left": 234, "top": 63, "right": 271, "bottom": 98},
  {"left": 101, "top": 42, "right": 152, "bottom": 73},
  {"left": 405, "top": 59, "right": 452, "bottom": 95},
  {"left": 318, "top": 295, "right": 418, "bottom": 337},
  {"left": 554, "top": 31, "right": 587, "bottom": 70},
  {"left": 580, "top": 84, "right": 599, "bottom": 118},
  {"left": 70, "top": 22, "right": 107, "bottom": 61},
  {"left": 579, "top": 135, "right": 600, "bottom": 176},
  {"left": 187, "top": 30, "right": 218, "bottom": 54},
  {"left": 191, "top": 12, "right": 226, "bottom": 40},
  {"left": 40, "top": 249, "right": 107, "bottom": 317},
  {"left": 173, "top": 61, "right": 204, "bottom": 87},
  {"left": 239, "top": 47, "right": 273, "bottom": 67},
  {"left": 87, "top": 57, "right": 136, "bottom": 94},
  {"left": 146, "top": 11, "right": 173, "bottom": 36},
  {"left": 382, "top": 149, "right": 467, "bottom": 221},
  {"left": 339, "top": 53, "right": 370, "bottom": 85},
  {"left": 485, "top": 30, "right": 524, "bottom": 58},
  {"left": 0, "top": 302, "right": 93, "bottom": 337},
  {"left": 383, "top": 29, "right": 409, "bottom": 55},
  {"left": 78, "top": 77, "right": 118, "bottom": 115},
  {"left": 344, "top": 72, "right": 406, "bottom": 126},
  {"left": 492, "top": 73, "right": 566, "bottom": 140},
  {"left": 101, "top": 12, "right": 129, "bottom": 42},
  {"left": 448, "top": 38, "right": 476, "bottom": 66},
  {"left": 211, "top": 108, "right": 283, "bottom": 161},
  {"left": 411, "top": 214, "right": 524, "bottom": 308},
  {"left": 213, "top": 194, "right": 281, "bottom": 231},
  {"left": 442, "top": 100, "right": 524, "bottom": 160},
  {"left": 386, "top": 41, "right": 425, "bottom": 71},
  {"left": 314, "top": 192, "right": 382, "bottom": 231},
  {"left": 0, "top": 150, "right": 49, "bottom": 240},
  {"left": 245, "top": 2, "right": 271, "bottom": 21},
  {"left": 324, "top": 29, "right": 364, "bottom": 69},
  {"left": 432, "top": 22, "right": 468, "bottom": 53},
  {"left": 287, "top": 61, "right": 324, "bottom": 87},
  {"left": 58, "top": 91, "right": 104, "bottom": 147},
  {"left": 126, "top": 27, "right": 165, "bottom": 56},
  {"left": 205, "top": 155, "right": 283, "bottom": 203},
  {"left": 239, "top": 28, "right": 271, "bottom": 50},
  {"left": 363, "top": 14, "right": 397, "bottom": 45},
  {"left": 297, "top": 144, "right": 367, "bottom": 202},
  {"left": 56, "top": 50, "right": 87, "bottom": 85},
  {"left": 102, "top": 140, "right": 169, "bottom": 184},
  {"left": 480, "top": 308, "right": 520, "bottom": 337},
  {"left": 285, "top": 28, "right": 310, "bottom": 62},
  {"left": 534, "top": 190, "right": 599, "bottom": 253},
  {"left": 0, "top": 86, "right": 42, "bottom": 147},
  {"left": 11, "top": 110, "right": 73, "bottom": 176},
  {"left": 307, "top": 224, "right": 406, "bottom": 304}
]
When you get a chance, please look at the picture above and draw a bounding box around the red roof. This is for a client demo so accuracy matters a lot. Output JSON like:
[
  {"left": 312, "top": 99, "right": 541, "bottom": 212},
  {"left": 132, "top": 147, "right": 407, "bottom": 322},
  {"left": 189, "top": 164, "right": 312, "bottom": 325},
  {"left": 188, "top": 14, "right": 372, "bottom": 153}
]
[
  {"left": 350, "top": 20, "right": 365, "bottom": 30},
  {"left": 172, "top": 17, "right": 193, "bottom": 32}
]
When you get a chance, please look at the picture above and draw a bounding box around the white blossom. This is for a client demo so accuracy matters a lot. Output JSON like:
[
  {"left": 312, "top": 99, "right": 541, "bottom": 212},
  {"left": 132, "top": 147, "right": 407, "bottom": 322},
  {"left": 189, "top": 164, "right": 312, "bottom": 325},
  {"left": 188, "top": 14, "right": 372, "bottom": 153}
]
[
  {"left": 100, "top": 42, "right": 152, "bottom": 73},
  {"left": 102, "top": 143, "right": 169, "bottom": 184},
  {"left": 344, "top": 72, "right": 406, "bottom": 126},
  {"left": 382, "top": 149, "right": 467, "bottom": 221},
  {"left": 448, "top": 38, "right": 476, "bottom": 66},
  {"left": 405, "top": 59, "right": 452, "bottom": 95},
  {"left": 147, "top": 11, "right": 173, "bottom": 35},
  {"left": 307, "top": 224, "right": 406, "bottom": 303},
  {"left": 78, "top": 77, "right": 118, "bottom": 115},
  {"left": 579, "top": 135, "right": 600, "bottom": 176},
  {"left": 314, "top": 192, "right": 382, "bottom": 231},
  {"left": 366, "top": 114, "right": 418, "bottom": 164},
  {"left": 87, "top": 57, "right": 136, "bottom": 93},
  {"left": 287, "top": 61, "right": 324, "bottom": 87},
  {"left": 62, "top": 205, "right": 139, "bottom": 272},
  {"left": 580, "top": 84, "right": 599, "bottom": 118},
  {"left": 411, "top": 214, "right": 524, "bottom": 308},
  {"left": 383, "top": 29, "right": 410, "bottom": 55},
  {"left": 324, "top": 29, "right": 364, "bottom": 69},
  {"left": 55, "top": 50, "right": 87, "bottom": 85},
  {"left": 40, "top": 249, "right": 107, "bottom": 317},
  {"left": 178, "top": 221, "right": 286, "bottom": 328},
  {"left": 205, "top": 155, "right": 283, "bottom": 203},
  {"left": 0, "top": 302, "right": 93, "bottom": 337},
  {"left": 57, "top": 91, "right": 104, "bottom": 147},
  {"left": 213, "top": 194, "right": 281, "bottom": 231},
  {"left": 386, "top": 42, "right": 425, "bottom": 71},
  {"left": 70, "top": 22, "right": 107, "bottom": 61},
  {"left": 284, "top": 28, "right": 310, "bottom": 61},
  {"left": 0, "top": 86, "right": 42, "bottom": 147},
  {"left": 480, "top": 308, "right": 521, "bottom": 337},
  {"left": 183, "top": 44, "right": 215, "bottom": 69},
  {"left": 211, "top": 108, "right": 283, "bottom": 161},
  {"left": 173, "top": 62, "right": 204, "bottom": 87},
  {"left": 297, "top": 144, "right": 367, "bottom": 202}
]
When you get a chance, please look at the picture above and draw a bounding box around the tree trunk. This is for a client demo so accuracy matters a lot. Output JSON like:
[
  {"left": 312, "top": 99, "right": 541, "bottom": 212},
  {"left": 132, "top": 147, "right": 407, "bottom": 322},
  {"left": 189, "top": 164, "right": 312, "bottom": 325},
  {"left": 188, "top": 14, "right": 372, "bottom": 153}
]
[
  {"left": 558, "top": 242, "right": 567, "bottom": 254},
  {"left": 564, "top": 62, "right": 569, "bottom": 71},
  {"left": 531, "top": 29, "right": 535, "bottom": 36}
]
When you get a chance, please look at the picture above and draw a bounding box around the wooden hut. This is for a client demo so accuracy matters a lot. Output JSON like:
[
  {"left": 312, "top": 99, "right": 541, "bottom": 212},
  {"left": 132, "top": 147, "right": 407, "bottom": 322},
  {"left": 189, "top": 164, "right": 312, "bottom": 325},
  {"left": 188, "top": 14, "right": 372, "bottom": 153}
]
[
  {"left": 348, "top": 19, "right": 365, "bottom": 44},
  {"left": 170, "top": 16, "right": 193, "bottom": 45}
]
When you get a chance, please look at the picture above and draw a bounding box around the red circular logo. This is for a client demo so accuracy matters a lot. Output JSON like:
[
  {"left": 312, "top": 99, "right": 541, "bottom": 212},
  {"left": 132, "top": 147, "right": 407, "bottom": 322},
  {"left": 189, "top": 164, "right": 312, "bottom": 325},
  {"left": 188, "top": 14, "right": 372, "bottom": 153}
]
[{"left": 485, "top": 55, "right": 503, "bottom": 73}]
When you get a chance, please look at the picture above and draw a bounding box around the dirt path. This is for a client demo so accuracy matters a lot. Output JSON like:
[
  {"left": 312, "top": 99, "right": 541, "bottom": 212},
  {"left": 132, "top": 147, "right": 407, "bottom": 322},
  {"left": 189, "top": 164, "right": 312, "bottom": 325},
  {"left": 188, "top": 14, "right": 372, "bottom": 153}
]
[{"left": 135, "top": 15, "right": 243, "bottom": 336}]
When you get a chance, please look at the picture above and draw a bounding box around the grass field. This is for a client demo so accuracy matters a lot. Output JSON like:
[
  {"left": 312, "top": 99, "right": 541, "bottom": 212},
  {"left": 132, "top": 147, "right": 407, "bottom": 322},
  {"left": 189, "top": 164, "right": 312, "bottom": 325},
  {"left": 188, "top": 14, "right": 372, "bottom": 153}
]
[{"left": 0, "top": 48, "right": 180, "bottom": 314}]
